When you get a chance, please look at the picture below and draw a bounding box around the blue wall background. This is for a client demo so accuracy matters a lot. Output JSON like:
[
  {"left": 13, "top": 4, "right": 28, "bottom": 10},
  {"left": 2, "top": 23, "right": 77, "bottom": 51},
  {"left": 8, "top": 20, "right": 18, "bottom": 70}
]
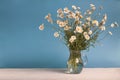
[{"left": 0, "top": 0, "right": 120, "bottom": 68}]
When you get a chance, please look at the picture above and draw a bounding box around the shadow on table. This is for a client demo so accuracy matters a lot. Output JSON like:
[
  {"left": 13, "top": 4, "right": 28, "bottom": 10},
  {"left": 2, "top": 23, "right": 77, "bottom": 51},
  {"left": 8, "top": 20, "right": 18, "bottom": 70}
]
[{"left": 45, "top": 69, "right": 66, "bottom": 74}]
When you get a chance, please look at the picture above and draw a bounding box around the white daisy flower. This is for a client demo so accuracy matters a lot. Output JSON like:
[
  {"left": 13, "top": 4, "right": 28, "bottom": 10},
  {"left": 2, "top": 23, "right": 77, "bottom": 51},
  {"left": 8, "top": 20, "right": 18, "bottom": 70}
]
[
  {"left": 71, "top": 35, "right": 76, "bottom": 40},
  {"left": 86, "top": 17, "right": 91, "bottom": 22},
  {"left": 56, "top": 20, "right": 60, "bottom": 24},
  {"left": 88, "top": 30, "right": 92, "bottom": 35},
  {"left": 54, "top": 32, "right": 59, "bottom": 37},
  {"left": 84, "top": 34, "right": 90, "bottom": 40},
  {"left": 64, "top": 26, "right": 71, "bottom": 30},
  {"left": 90, "top": 4, "right": 95, "bottom": 7},
  {"left": 83, "top": 32, "right": 88, "bottom": 36},
  {"left": 57, "top": 8, "right": 63, "bottom": 14},
  {"left": 86, "top": 10, "right": 92, "bottom": 14},
  {"left": 92, "top": 20, "right": 99, "bottom": 26},
  {"left": 75, "top": 11, "right": 80, "bottom": 14},
  {"left": 39, "top": 24, "right": 44, "bottom": 30},
  {"left": 72, "top": 5, "right": 77, "bottom": 10},
  {"left": 111, "top": 23, "right": 115, "bottom": 28},
  {"left": 69, "top": 35, "right": 76, "bottom": 43},
  {"left": 90, "top": 4, "right": 96, "bottom": 10},
  {"left": 99, "top": 26, "right": 106, "bottom": 31},
  {"left": 64, "top": 7, "right": 70, "bottom": 13},
  {"left": 45, "top": 13, "right": 53, "bottom": 24},
  {"left": 57, "top": 13, "right": 64, "bottom": 18},
  {"left": 59, "top": 22, "right": 66, "bottom": 27},
  {"left": 75, "top": 26, "right": 83, "bottom": 33}
]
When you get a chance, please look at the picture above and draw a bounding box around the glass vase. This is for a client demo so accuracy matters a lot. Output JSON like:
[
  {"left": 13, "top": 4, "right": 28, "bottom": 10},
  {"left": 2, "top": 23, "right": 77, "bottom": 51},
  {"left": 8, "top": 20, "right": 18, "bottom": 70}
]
[{"left": 66, "top": 49, "right": 87, "bottom": 74}]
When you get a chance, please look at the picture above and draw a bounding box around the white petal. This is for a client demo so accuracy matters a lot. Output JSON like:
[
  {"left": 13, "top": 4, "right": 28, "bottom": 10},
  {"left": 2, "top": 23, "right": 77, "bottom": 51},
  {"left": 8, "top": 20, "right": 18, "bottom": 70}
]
[{"left": 108, "top": 31, "right": 112, "bottom": 35}]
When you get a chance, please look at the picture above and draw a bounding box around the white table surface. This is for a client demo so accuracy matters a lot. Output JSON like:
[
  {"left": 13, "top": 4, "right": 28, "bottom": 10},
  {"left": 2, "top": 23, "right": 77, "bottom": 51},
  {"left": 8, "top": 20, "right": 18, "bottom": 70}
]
[{"left": 0, "top": 68, "right": 120, "bottom": 80}]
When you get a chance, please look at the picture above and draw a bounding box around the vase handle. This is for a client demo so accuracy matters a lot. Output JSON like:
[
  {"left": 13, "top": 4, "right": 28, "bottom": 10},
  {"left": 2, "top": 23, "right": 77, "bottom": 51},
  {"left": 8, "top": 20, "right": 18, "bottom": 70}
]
[{"left": 81, "top": 53, "right": 88, "bottom": 66}]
